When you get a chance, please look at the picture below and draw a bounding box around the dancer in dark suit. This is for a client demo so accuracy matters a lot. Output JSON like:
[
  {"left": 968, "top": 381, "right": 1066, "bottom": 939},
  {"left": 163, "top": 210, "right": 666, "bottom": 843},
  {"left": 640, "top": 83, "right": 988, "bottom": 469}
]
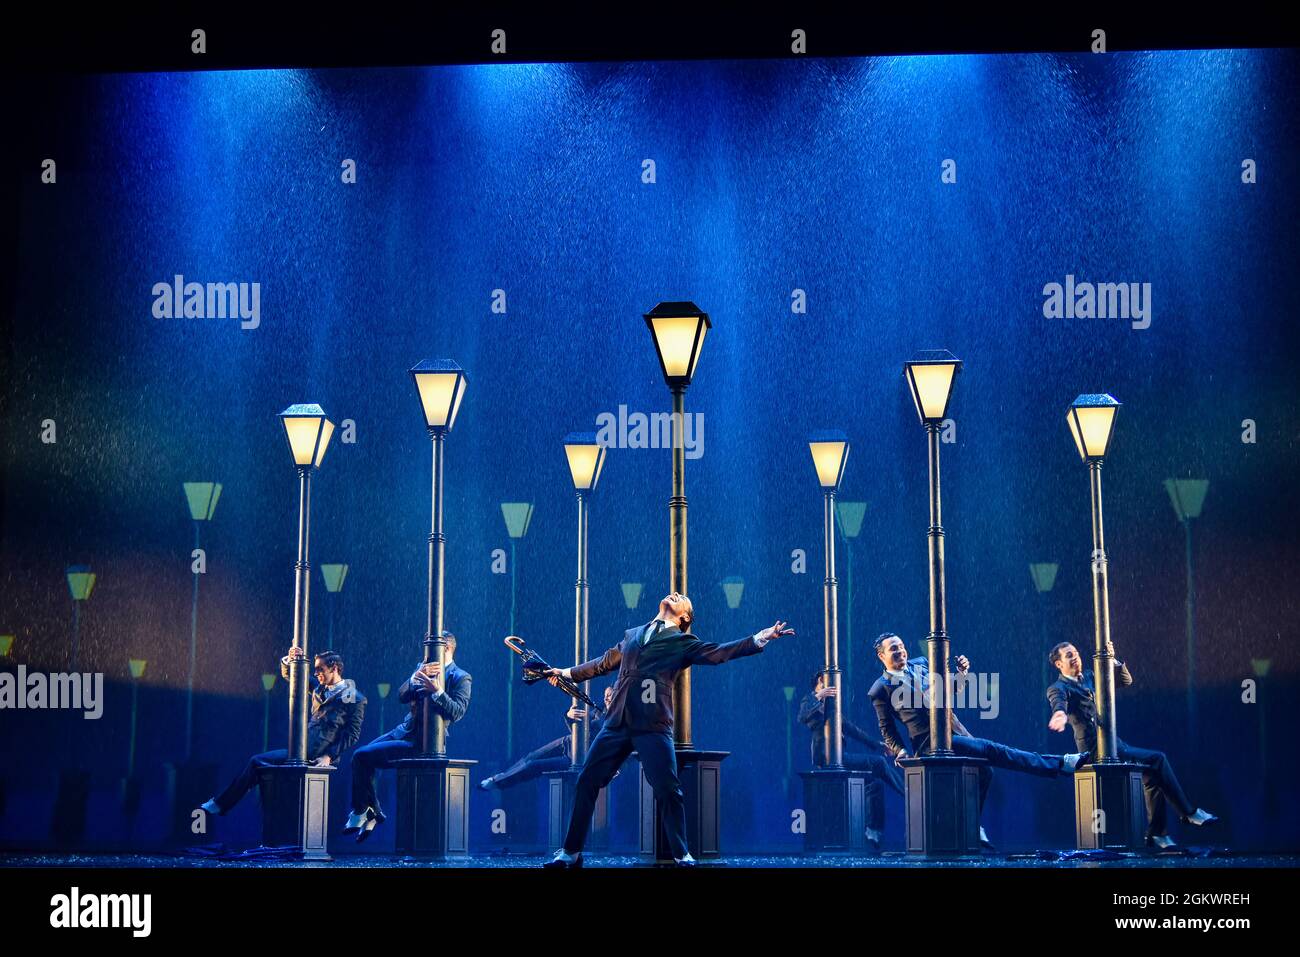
[
  {"left": 200, "top": 648, "right": 366, "bottom": 816},
  {"left": 480, "top": 686, "right": 613, "bottom": 790},
  {"left": 343, "top": 632, "right": 472, "bottom": 841},
  {"left": 542, "top": 591, "right": 795, "bottom": 867},
  {"left": 1047, "top": 639, "right": 1217, "bottom": 847},
  {"left": 799, "top": 672, "right": 903, "bottom": 851},
  {"left": 868, "top": 633, "right": 1084, "bottom": 849}
]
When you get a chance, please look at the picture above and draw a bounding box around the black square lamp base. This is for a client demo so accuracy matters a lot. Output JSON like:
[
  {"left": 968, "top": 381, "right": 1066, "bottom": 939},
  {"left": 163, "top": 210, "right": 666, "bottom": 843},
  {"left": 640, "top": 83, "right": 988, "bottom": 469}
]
[
  {"left": 637, "top": 748, "right": 727, "bottom": 863},
  {"left": 393, "top": 757, "right": 477, "bottom": 858},
  {"left": 543, "top": 767, "right": 610, "bottom": 852},
  {"left": 1073, "top": 762, "right": 1146, "bottom": 850},
  {"left": 900, "top": 754, "right": 986, "bottom": 858},
  {"left": 256, "top": 763, "right": 335, "bottom": 861},
  {"left": 799, "top": 768, "right": 869, "bottom": 853}
]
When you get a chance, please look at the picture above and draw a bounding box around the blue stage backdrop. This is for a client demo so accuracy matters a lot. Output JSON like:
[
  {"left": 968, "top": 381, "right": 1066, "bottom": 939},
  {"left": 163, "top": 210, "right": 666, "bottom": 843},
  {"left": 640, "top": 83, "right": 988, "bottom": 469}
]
[{"left": 3, "top": 50, "right": 1298, "bottom": 852}]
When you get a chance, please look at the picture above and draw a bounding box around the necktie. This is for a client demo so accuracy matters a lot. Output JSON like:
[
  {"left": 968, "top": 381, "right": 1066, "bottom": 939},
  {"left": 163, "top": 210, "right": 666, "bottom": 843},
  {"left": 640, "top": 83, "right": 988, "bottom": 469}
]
[{"left": 643, "top": 620, "right": 662, "bottom": 647}]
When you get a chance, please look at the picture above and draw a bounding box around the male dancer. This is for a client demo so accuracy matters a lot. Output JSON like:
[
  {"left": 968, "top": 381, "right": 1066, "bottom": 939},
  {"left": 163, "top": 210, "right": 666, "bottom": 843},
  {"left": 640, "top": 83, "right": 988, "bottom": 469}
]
[
  {"left": 542, "top": 591, "right": 794, "bottom": 867},
  {"left": 869, "top": 633, "right": 1085, "bottom": 850},
  {"left": 343, "top": 631, "right": 471, "bottom": 841},
  {"left": 799, "top": 671, "right": 903, "bottom": 852},
  {"left": 479, "top": 686, "right": 613, "bottom": 790},
  {"left": 1048, "top": 639, "right": 1217, "bottom": 848},
  {"left": 200, "top": 647, "right": 365, "bottom": 816}
]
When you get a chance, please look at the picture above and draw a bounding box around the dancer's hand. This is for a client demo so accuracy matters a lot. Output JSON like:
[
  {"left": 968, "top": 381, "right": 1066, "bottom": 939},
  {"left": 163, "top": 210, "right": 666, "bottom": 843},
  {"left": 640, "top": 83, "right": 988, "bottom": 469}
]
[
  {"left": 1048, "top": 711, "right": 1068, "bottom": 733},
  {"left": 287, "top": 646, "right": 306, "bottom": 661},
  {"left": 311, "top": 755, "right": 332, "bottom": 767},
  {"left": 814, "top": 684, "right": 837, "bottom": 702},
  {"left": 955, "top": 655, "right": 970, "bottom": 673},
  {"left": 758, "top": 620, "right": 795, "bottom": 642},
  {"left": 894, "top": 750, "right": 910, "bottom": 769},
  {"left": 567, "top": 706, "right": 586, "bottom": 721}
]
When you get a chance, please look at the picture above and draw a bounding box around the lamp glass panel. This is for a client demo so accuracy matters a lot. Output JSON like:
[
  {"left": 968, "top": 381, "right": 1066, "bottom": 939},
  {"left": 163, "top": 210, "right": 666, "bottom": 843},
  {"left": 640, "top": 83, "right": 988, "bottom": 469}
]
[
  {"left": 722, "top": 579, "right": 744, "bottom": 609},
  {"left": 836, "top": 501, "right": 868, "bottom": 538},
  {"left": 565, "top": 443, "right": 602, "bottom": 490},
  {"left": 315, "top": 419, "right": 335, "bottom": 467},
  {"left": 501, "top": 502, "right": 534, "bottom": 539},
  {"left": 650, "top": 316, "right": 702, "bottom": 379},
  {"left": 0, "top": 635, "right": 15, "bottom": 657},
  {"left": 377, "top": 682, "right": 391, "bottom": 698},
  {"left": 688, "top": 321, "right": 707, "bottom": 377},
  {"left": 909, "top": 363, "right": 957, "bottom": 420},
  {"left": 1076, "top": 405, "right": 1117, "bottom": 457},
  {"left": 415, "top": 372, "right": 460, "bottom": 428},
  {"left": 321, "top": 564, "right": 348, "bottom": 592},
  {"left": 261, "top": 673, "right": 277, "bottom": 692},
  {"left": 448, "top": 377, "right": 466, "bottom": 429},
  {"left": 809, "top": 441, "right": 848, "bottom": 488},
  {"left": 621, "top": 582, "right": 643, "bottom": 609},
  {"left": 1067, "top": 409, "right": 1087, "bottom": 460},
  {"left": 283, "top": 416, "right": 323, "bottom": 466},
  {"left": 129, "top": 659, "right": 147, "bottom": 679}
]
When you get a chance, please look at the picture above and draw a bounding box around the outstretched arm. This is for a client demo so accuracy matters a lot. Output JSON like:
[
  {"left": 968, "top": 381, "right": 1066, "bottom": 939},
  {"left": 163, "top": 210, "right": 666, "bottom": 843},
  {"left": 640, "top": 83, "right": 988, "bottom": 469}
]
[
  {"left": 554, "top": 643, "right": 623, "bottom": 683},
  {"left": 687, "top": 620, "right": 795, "bottom": 666}
]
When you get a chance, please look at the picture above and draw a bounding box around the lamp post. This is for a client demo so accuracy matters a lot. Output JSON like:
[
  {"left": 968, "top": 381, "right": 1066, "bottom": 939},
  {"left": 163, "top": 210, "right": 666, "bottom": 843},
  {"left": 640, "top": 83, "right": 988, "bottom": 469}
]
[
  {"left": 396, "top": 359, "right": 476, "bottom": 858},
  {"left": 181, "top": 482, "right": 221, "bottom": 762},
  {"left": 376, "top": 682, "right": 390, "bottom": 736},
  {"left": 1164, "top": 479, "right": 1208, "bottom": 741},
  {"left": 563, "top": 433, "right": 606, "bottom": 767},
  {"left": 782, "top": 686, "right": 795, "bottom": 799},
  {"left": 801, "top": 431, "right": 868, "bottom": 852},
  {"left": 319, "top": 563, "right": 348, "bottom": 655},
  {"left": 256, "top": 402, "right": 335, "bottom": 860},
  {"left": 279, "top": 404, "right": 334, "bottom": 764},
  {"left": 641, "top": 300, "right": 727, "bottom": 862},
  {"left": 126, "top": 659, "right": 147, "bottom": 777},
  {"left": 500, "top": 502, "right": 534, "bottom": 760},
  {"left": 899, "top": 350, "right": 984, "bottom": 857},
  {"left": 1066, "top": 393, "right": 1144, "bottom": 849},
  {"left": 261, "top": 673, "right": 276, "bottom": 752},
  {"left": 835, "top": 501, "right": 868, "bottom": 712},
  {"left": 643, "top": 301, "right": 709, "bottom": 748},
  {"left": 66, "top": 565, "right": 95, "bottom": 671},
  {"left": 1029, "top": 562, "right": 1059, "bottom": 738}
]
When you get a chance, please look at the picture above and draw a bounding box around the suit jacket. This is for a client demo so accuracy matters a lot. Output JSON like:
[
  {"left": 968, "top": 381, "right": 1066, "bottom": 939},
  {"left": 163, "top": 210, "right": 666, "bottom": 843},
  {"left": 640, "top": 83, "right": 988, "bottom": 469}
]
[
  {"left": 868, "top": 657, "right": 973, "bottom": 756},
  {"left": 391, "top": 661, "right": 472, "bottom": 741},
  {"left": 278, "top": 658, "right": 367, "bottom": 761},
  {"left": 1047, "top": 659, "right": 1134, "bottom": 754},
  {"left": 798, "top": 693, "right": 888, "bottom": 767},
  {"left": 571, "top": 621, "right": 767, "bottom": 733}
]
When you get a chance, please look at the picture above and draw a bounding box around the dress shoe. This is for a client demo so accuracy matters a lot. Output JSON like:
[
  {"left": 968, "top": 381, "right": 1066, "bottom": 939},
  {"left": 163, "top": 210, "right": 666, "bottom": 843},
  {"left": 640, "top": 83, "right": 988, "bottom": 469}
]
[
  {"left": 1062, "top": 752, "right": 1087, "bottom": 773},
  {"left": 354, "top": 807, "right": 385, "bottom": 843},
  {"left": 1147, "top": 834, "right": 1177, "bottom": 849},
  {"left": 543, "top": 851, "right": 582, "bottom": 869},
  {"left": 1184, "top": 808, "right": 1219, "bottom": 827},
  {"left": 199, "top": 798, "right": 224, "bottom": 817},
  {"left": 673, "top": 856, "right": 697, "bottom": 868},
  {"left": 478, "top": 776, "right": 498, "bottom": 791},
  {"left": 979, "top": 826, "right": 997, "bottom": 853},
  {"left": 343, "top": 808, "right": 370, "bottom": 834}
]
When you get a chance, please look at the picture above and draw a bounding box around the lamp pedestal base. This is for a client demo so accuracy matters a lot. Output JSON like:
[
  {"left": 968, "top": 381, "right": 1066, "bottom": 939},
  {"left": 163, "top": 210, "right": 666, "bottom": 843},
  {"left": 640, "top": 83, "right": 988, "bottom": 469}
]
[
  {"left": 1073, "top": 762, "right": 1146, "bottom": 850},
  {"left": 256, "top": 763, "right": 334, "bottom": 861},
  {"left": 799, "top": 768, "right": 869, "bottom": 853},
  {"left": 393, "top": 757, "right": 476, "bottom": 858},
  {"left": 637, "top": 748, "right": 728, "bottom": 863},
  {"left": 543, "top": 767, "right": 610, "bottom": 852},
  {"left": 900, "top": 754, "right": 986, "bottom": 858}
]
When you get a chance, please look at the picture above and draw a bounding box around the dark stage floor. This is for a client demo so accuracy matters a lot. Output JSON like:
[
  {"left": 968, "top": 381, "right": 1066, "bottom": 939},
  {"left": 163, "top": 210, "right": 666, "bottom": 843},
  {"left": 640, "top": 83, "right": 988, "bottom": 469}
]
[{"left": 1, "top": 850, "right": 1291, "bottom": 869}]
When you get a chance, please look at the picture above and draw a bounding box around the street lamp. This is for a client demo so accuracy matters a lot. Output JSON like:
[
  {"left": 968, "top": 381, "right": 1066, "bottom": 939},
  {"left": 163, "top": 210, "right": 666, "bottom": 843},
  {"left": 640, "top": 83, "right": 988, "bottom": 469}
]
[
  {"left": 835, "top": 501, "right": 867, "bottom": 712},
  {"left": 1164, "top": 478, "right": 1209, "bottom": 740},
  {"left": 500, "top": 502, "right": 534, "bottom": 760},
  {"left": 1029, "top": 562, "right": 1059, "bottom": 738},
  {"left": 181, "top": 482, "right": 221, "bottom": 762},
  {"left": 0, "top": 635, "right": 13, "bottom": 657},
  {"left": 261, "top": 673, "right": 277, "bottom": 752},
  {"left": 899, "top": 350, "right": 984, "bottom": 857},
  {"left": 1066, "top": 393, "right": 1144, "bottom": 849},
  {"left": 66, "top": 565, "right": 96, "bottom": 670},
  {"left": 376, "top": 682, "right": 391, "bottom": 736},
  {"left": 320, "top": 563, "right": 349, "bottom": 658},
  {"left": 278, "top": 403, "right": 334, "bottom": 765},
  {"left": 808, "top": 431, "right": 849, "bottom": 770},
  {"left": 400, "top": 359, "right": 475, "bottom": 858},
  {"left": 409, "top": 359, "right": 467, "bottom": 756},
  {"left": 127, "top": 659, "right": 147, "bottom": 778},
  {"left": 643, "top": 301, "right": 709, "bottom": 750},
  {"left": 563, "top": 433, "right": 606, "bottom": 768},
  {"left": 902, "top": 351, "right": 960, "bottom": 756}
]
